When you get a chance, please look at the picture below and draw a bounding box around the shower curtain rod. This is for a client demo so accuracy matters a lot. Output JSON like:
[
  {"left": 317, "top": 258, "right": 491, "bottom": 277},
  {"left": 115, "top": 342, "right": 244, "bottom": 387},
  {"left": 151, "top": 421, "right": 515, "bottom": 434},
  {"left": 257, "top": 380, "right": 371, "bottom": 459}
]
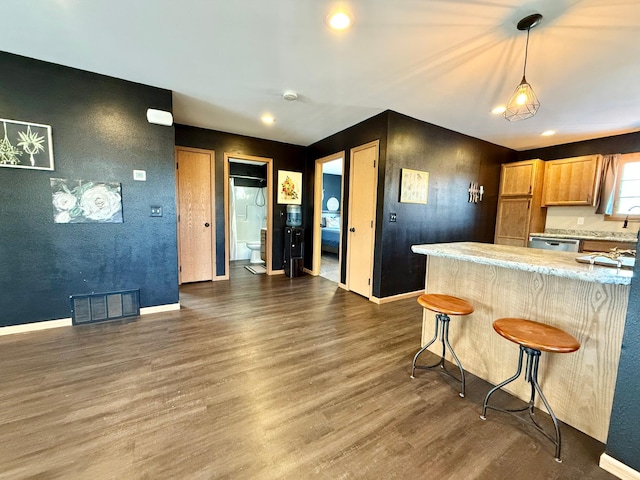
[{"left": 230, "top": 174, "right": 266, "bottom": 181}]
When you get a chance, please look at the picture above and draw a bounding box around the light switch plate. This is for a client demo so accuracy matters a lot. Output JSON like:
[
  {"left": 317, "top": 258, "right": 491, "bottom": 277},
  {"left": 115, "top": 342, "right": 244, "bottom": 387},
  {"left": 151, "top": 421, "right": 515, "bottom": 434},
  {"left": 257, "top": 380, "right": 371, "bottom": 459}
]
[{"left": 150, "top": 206, "right": 162, "bottom": 217}]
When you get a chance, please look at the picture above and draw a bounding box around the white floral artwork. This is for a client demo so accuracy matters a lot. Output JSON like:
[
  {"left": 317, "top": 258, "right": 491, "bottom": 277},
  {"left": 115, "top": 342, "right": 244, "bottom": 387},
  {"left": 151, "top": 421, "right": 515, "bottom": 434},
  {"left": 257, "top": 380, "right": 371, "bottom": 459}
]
[
  {"left": 50, "top": 178, "right": 123, "bottom": 223},
  {"left": 0, "top": 118, "right": 54, "bottom": 170}
]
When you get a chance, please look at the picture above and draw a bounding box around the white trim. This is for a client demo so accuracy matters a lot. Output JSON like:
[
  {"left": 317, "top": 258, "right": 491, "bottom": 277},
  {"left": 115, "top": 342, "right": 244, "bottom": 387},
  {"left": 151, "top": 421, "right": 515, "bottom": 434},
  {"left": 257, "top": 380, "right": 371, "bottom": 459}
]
[
  {"left": 338, "top": 283, "right": 348, "bottom": 290},
  {"left": 600, "top": 453, "right": 640, "bottom": 480},
  {"left": 140, "top": 303, "right": 181, "bottom": 315},
  {"left": 269, "top": 269, "right": 285, "bottom": 275},
  {"left": 370, "top": 290, "right": 423, "bottom": 304},
  {"left": 303, "top": 267, "right": 315, "bottom": 276},
  {"left": 0, "top": 318, "right": 72, "bottom": 336},
  {"left": 0, "top": 302, "right": 181, "bottom": 337}
]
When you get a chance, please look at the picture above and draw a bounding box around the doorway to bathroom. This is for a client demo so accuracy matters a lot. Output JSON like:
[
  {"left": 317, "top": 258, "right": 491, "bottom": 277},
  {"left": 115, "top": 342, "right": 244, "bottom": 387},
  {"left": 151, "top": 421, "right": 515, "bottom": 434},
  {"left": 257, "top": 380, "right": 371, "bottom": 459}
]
[
  {"left": 312, "top": 151, "right": 344, "bottom": 284},
  {"left": 223, "top": 153, "right": 273, "bottom": 277}
]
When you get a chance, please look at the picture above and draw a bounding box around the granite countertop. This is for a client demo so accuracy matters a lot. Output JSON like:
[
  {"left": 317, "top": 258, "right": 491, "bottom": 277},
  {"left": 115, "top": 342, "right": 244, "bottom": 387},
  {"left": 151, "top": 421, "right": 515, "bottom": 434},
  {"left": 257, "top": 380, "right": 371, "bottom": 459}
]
[
  {"left": 411, "top": 242, "right": 634, "bottom": 285},
  {"left": 529, "top": 229, "right": 638, "bottom": 243}
]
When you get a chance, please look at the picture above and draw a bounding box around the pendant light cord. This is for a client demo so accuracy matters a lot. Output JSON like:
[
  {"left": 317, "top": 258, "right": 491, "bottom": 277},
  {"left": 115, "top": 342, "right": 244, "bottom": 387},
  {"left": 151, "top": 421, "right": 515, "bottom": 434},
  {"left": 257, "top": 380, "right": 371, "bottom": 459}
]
[{"left": 522, "top": 28, "right": 531, "bottom": 79}]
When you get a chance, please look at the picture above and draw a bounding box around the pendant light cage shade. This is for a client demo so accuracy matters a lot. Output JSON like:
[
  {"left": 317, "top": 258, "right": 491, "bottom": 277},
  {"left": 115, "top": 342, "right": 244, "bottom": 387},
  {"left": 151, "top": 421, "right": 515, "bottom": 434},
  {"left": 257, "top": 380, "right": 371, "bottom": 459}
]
[
  {"left": 504, "top": 76, "right": 540, "bottom": 121},
  {"left": 503, "top": 13, "right": 543, "bottom": 122}
]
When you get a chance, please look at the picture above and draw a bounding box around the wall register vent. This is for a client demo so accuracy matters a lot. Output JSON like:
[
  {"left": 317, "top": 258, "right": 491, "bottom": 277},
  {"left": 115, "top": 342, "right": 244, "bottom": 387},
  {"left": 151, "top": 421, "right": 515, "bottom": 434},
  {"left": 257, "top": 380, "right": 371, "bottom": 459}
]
[{"left": 70, "top": 289, "right": 140, "bottom": 325}]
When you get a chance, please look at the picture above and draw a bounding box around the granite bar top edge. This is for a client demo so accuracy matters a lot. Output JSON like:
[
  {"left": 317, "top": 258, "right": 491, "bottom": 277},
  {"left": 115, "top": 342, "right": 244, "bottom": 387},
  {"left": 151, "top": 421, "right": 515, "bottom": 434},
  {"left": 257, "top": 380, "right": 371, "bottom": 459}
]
[
  {"left": 529, "top": 230, "right": 638, "bottom": 243},
  {"left": 411, "top": 242, "right": 633, "bottom": 285}
]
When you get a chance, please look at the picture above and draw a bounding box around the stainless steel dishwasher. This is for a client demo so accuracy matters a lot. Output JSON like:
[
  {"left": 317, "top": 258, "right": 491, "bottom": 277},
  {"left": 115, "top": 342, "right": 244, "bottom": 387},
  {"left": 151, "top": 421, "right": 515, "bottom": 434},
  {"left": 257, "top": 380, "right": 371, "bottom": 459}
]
[{"left": 529, "top": 236, "right": 580, "bottom": 252}]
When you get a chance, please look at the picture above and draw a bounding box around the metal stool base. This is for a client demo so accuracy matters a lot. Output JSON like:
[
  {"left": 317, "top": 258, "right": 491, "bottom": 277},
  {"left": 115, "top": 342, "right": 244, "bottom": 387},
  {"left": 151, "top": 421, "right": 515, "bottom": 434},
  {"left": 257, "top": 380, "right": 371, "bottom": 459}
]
[
  {"left": 411, "top": 313, "right": 465, "bottom": 398},
  {"left": 480, "top": 345, "right": 563, "bottom": 462}
]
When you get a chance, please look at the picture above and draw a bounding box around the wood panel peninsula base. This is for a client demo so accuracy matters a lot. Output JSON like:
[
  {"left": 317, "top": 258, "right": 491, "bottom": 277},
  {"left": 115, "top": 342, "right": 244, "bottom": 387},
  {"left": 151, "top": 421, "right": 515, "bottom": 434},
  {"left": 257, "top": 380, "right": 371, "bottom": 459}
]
[{"left": 411, "top": 242, "right": 632, "bottom": 443}]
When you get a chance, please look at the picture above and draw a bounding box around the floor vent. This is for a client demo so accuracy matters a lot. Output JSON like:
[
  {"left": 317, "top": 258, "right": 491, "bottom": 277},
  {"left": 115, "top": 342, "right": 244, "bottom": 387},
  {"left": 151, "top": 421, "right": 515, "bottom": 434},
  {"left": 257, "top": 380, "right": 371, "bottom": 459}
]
[{"left": 70, "top": 289, "right": 140, "bottom": 325}]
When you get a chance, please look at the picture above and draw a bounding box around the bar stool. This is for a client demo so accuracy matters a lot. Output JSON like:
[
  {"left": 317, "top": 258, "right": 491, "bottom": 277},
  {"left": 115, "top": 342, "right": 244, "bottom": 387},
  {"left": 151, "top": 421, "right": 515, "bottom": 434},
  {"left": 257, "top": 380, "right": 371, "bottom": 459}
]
[
  {"left": 410, "top": 293, "right": 474, "bottom": 397},
  {"left": 480, "top": 318, "right": 580, "bottom": 462}
]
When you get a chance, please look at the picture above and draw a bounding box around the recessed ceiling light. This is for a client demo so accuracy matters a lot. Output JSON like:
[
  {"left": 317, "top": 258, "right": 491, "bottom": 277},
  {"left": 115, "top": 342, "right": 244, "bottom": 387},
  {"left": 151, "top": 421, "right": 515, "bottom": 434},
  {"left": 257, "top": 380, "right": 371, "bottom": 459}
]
[
  {"left": 491, "top": 106, "right": 506, "bottom": 115},
  {"left": 327, "top": 11, "right": 352, "bottom": 30},
  {"left": 261, "top": 114, "right": 275, "bottom": 125},
  {"left": 541, "top": 130, "right": 556, "bottom": 136}
]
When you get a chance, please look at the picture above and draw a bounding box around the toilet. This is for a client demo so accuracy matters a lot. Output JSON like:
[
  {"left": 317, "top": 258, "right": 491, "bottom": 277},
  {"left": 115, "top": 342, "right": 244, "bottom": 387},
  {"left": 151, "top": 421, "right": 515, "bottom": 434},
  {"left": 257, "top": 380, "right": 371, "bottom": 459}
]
[{"left": 246, "top": 241, "right": 263, "bottom": 264}]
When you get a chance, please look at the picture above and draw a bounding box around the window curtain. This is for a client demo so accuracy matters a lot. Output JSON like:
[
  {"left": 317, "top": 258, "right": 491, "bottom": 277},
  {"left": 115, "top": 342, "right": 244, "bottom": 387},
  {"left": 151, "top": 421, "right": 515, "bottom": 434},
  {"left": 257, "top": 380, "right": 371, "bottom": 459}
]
[{"left": 595, "top": 154, "right": 620, "bottom": 215}]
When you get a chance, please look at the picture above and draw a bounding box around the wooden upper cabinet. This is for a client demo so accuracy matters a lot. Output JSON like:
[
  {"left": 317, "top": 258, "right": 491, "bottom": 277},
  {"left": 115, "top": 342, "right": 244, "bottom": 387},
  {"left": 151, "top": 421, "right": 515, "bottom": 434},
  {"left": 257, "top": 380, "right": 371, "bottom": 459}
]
[
  {"left": 499, "top": 160, "right": 542, "bottom": 197},
  {"left": 542, "top": 155, "right": 602, "bottom": 206},
  {"left": 494, "top": 159, "right": 546, "bottom": 247}
]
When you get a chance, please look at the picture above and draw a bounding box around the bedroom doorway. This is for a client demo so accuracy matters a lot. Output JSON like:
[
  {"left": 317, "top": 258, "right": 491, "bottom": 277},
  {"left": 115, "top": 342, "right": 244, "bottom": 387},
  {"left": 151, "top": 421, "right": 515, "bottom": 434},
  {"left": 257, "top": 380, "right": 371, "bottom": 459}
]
[{"left": 312, "top": 151, "right": 345, "bottom": 283}]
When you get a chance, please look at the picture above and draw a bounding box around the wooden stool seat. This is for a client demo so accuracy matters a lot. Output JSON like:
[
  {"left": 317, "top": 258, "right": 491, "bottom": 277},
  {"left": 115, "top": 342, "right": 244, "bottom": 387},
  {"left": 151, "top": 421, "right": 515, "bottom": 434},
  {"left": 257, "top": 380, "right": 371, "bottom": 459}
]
[
  {"left": 418, "top": 294, "right": 474, "bottom": 316},
  {"left": 493, "top": 318, "right": 580, "bottom": 353}
]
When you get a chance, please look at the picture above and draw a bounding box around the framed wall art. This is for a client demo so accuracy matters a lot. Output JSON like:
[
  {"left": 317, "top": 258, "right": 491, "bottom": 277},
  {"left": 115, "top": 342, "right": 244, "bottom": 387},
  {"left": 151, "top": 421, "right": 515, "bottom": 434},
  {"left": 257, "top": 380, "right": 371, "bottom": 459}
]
[
  {"left": 277, "top": 170, "right": 302, "bottom": 205},
  {"left": 50, "top": 178, "right": 123, "bottom": 223},
  {"left": 0, "top": 118, "right": 54, "bottom": 171},
  {"left": 400, "top": 168, "right": 429, "bottom": 204}
]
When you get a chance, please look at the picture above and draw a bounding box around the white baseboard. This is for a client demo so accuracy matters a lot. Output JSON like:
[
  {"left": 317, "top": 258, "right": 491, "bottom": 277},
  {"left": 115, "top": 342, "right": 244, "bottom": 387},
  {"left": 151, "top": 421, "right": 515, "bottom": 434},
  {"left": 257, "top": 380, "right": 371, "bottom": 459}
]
[
  {"left": 0, "top": 302, "right": 181, "bottom": 337},
  {"left": 140, "top": 303, "right": 181, "bottom": 315},
  {"left": 370, "top": 290, "right": 424, "bottom": 304},
  {"left": 600, "top": 453, "right": 640, "bottom": 480}
]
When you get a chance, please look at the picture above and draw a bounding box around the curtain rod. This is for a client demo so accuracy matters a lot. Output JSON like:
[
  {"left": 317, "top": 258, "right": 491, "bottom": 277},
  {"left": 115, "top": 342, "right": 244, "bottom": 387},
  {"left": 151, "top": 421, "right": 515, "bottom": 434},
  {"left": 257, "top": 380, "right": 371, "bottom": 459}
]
[{"left": 230, "top": 174, "right": 266, "bottom": 181}]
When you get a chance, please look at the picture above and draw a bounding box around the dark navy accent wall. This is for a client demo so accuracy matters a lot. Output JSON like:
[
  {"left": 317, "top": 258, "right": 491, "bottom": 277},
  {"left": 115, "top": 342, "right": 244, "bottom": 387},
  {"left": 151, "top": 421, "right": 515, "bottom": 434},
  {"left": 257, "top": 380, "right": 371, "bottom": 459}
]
[
  {"left": 322, "top": 174, "right": 342, "bottom": 211},
  {"left": 174, "top": 125, "right": 306, "bottom": 275},
  {"left": 0, "top": 52, "right": 178, "bottom": 327},
  {"left": 380, "top": 111, "right": 514, "bottom": 297},
  {"left": 518, "top": 132, "right": 640, "bottom": 470},
  {"left": 606, "top": 236, "right": 640, "bottom": 470}
]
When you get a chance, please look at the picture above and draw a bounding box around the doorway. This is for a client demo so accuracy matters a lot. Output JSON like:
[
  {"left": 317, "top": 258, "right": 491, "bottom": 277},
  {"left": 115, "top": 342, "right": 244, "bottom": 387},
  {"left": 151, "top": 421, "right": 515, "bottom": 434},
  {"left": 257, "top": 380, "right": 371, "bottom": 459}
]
[
  {"left": 346, "top": 140, "right": 379, "bottom": 299},
  {"left": 224, "top": 153, "right": 273, "bottom": 277},
  {"left": 175, "top": 146, "right": 216, "bottom": 284},
  {"left": 312, "top": 152, "right": 345, "bottom": 284}
]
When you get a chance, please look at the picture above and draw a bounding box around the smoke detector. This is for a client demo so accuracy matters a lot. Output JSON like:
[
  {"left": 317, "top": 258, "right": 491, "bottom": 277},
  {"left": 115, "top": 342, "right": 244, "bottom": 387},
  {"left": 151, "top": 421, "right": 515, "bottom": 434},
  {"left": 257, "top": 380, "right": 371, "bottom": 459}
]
[{"left": 283, "top": 90, "right": 298, "bottom": 101}]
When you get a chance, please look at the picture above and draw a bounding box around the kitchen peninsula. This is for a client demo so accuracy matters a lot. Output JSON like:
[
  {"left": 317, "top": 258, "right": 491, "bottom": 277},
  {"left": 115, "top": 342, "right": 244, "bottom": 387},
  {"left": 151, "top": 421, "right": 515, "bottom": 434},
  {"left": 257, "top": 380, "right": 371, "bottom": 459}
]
[{"left": 411, "top": 242, "right": 632, "bottom": 443}]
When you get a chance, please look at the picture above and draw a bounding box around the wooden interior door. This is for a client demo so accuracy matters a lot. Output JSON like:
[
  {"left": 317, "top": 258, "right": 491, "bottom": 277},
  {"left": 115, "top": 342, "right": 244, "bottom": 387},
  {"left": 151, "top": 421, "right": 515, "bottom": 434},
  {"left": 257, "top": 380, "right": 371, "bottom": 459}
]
[
  {"left": 175, "top": 147, "right": 215, "bottom": 283},
  {"left": 346, "top": 141, "right": 379, "bottom": 298}
]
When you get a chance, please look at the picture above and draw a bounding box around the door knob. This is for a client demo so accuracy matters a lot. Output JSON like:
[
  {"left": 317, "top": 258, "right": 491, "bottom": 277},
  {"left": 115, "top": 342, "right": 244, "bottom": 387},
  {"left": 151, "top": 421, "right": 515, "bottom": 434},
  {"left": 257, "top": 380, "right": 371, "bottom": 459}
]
[
  {"left": 204, "top": 222, "right": 210, "bottom": 227},
  {"left": 349, "top": 227, "right": 355, "bottom": 232}
]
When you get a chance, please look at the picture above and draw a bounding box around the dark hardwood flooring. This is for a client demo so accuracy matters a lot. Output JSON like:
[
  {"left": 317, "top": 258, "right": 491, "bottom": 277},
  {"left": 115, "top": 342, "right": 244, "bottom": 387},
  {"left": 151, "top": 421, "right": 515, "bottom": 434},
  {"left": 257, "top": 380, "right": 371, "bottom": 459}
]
[{"left": 0, "top": 263, "right": 615, "bottom": 479}]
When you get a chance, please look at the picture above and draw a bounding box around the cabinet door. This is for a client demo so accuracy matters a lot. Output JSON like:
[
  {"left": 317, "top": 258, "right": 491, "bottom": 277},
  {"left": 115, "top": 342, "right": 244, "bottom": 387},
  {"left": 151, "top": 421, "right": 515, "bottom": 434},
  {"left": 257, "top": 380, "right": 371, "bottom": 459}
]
[
  {"left": 494, "top": 197, "right": 532, "bottom": 247},
  {"left": 500, "top": 161, "right": 537, "bottom": 196},
  {"left": 542, "top": 155, "right": 601, "bottom": 206}
]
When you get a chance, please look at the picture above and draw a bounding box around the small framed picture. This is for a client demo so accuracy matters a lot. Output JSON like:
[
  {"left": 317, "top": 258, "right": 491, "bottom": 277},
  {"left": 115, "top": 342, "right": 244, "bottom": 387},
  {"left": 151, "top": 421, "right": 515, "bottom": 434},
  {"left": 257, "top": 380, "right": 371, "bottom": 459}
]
[
  {"left": 277, "top": 170, "right": 302, "bottom": 205},
  {"left": 0, "top": 118, "right": 54, "bottom": 171},
  {"left": 400, "top": 168, "right": 429, "bottom": 204}
]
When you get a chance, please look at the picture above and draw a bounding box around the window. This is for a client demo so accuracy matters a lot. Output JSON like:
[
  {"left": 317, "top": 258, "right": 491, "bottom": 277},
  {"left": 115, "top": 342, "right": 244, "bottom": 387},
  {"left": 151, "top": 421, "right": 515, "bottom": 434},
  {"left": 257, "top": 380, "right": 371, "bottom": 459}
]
[{"left": 612, "top": 153, "right": 640, "bottom": 220}]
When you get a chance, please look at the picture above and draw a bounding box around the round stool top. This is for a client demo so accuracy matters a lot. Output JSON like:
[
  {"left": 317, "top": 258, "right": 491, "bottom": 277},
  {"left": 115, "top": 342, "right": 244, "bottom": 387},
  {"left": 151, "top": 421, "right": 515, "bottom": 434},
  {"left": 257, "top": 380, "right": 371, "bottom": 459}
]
[
  {"left": 493, "top": 318, "right": 580, "bottom": 353},
  {"left": 418, "top": 294, "right": 474, "bottom": 316}
]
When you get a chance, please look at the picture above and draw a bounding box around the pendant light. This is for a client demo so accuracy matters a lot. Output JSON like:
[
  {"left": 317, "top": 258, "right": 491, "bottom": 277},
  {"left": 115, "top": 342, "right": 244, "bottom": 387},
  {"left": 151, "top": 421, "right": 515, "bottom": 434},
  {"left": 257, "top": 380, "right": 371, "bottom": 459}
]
[{"left": 504, "top": 14, "right": 543, "bottom": 121}]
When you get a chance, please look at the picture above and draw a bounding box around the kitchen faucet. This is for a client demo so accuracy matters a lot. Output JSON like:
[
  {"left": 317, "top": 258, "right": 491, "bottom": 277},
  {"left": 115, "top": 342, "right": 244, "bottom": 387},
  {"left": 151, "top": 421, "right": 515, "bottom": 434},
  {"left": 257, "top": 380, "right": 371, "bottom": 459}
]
[{"left": 623, "top": 205, "right": 640, "bottom": 228}]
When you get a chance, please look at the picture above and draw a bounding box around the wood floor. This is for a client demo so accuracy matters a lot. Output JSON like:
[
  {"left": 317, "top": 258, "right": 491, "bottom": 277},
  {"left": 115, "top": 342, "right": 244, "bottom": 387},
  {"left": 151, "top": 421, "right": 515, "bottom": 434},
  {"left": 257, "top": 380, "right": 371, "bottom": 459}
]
[{"left": 0, "top": 263, "right": 615, "bottom": 479}]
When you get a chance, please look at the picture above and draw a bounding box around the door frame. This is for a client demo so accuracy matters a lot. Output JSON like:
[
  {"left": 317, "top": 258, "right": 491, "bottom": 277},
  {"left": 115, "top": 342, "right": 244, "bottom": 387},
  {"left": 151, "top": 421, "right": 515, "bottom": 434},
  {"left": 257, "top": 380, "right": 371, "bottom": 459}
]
[
  {"left": 223, "top": 152, "right": 274, "bottom": 277},
  {"left": 345, "top": 140, "right": 379, "bottom": 299},
  {"left": 175, "top": 146, "right": 216, "bottom": 285},
  {"left": 312, "top": 151, "right": 345, "bottom": 278}
]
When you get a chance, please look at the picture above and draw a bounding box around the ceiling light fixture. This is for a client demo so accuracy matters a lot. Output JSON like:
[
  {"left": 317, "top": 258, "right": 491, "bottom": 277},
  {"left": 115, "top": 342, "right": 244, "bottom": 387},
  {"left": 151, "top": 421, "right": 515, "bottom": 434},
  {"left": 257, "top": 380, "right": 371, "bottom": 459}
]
[
  {"left": 491, "top": 106, "right": 507, "bottom": 115},
  {"left": 283, "top": 90, "right": 298, "bottom": 101},
  {"left": 327, "top": 11, "right": 352, "bottom": 30},
  {"left": 504, "top": 13, "right": 543, "bottom": 121},
  {"left": 541, "top": 130, "right": 556, "bottom": 136},
  {"left": 261, "top": 114, "right": 275, "bottom": 125}
]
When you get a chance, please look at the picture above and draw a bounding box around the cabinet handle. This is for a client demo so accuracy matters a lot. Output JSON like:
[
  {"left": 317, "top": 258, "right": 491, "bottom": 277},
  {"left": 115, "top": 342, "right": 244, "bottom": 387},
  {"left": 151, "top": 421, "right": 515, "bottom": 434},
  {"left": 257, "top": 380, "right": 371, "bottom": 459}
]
[{"left": 529, "top": 185, "right": 532, "bottom": 194}]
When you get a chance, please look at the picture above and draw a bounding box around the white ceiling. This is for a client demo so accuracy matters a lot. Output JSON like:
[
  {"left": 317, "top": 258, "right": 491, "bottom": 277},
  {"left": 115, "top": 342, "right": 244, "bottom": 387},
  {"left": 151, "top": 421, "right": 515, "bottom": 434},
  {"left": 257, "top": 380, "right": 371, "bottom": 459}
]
[{"left": 1, "top": 0, "right": 639, "bottom": 151}]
